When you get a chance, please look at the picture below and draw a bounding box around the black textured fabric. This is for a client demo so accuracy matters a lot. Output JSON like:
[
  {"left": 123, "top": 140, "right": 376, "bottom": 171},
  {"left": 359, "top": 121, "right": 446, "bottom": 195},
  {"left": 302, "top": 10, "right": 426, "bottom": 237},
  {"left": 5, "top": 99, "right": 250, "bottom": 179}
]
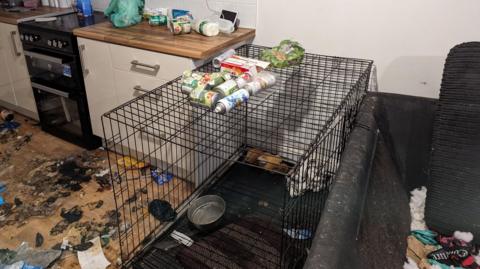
[
  {"left": 426, "top": 42, "right": 480, "bottom": 242},
  {"left": 148, "top": 199, "right": 177, "bottom": 222}
]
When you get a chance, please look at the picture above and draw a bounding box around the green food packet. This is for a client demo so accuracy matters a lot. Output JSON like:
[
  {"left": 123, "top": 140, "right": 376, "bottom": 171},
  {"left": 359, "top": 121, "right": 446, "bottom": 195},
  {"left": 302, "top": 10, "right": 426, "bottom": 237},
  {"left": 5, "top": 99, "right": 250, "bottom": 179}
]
[{"left": 260, "top": 40, "right": 305, "bottom": 68}]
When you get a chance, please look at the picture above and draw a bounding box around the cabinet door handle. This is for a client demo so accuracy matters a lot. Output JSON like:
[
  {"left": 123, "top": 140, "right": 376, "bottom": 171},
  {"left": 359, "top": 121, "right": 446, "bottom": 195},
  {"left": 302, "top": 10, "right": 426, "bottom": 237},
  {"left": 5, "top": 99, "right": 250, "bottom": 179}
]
[
  {"left": 10, "top": 31, "right": 21, "bottom": 57},
  {"left": 134, "top": 85, "right": 149, "bottom": 93},
  {"left": 131, "top": 60, "right": 160, "bottom": 73},
  {"left": 79, "top": 44, "right": 89, "bottom": 75}
]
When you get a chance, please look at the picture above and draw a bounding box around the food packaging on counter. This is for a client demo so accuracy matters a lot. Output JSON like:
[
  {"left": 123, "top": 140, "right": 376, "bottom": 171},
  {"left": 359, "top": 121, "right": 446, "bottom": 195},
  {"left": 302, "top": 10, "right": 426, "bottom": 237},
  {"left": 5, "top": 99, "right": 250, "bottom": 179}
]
[
  {"left": 170, "top": 19, "right": 191, "bottom": 34},
  {"left": 171, "top": 9, "right": 193, "bottom": 20},
  {"left": 193, "top": 20, "right": 220, "bottom": 37},
  {"left": 168, "top": 9, "right": 193, "bottom": 34}
]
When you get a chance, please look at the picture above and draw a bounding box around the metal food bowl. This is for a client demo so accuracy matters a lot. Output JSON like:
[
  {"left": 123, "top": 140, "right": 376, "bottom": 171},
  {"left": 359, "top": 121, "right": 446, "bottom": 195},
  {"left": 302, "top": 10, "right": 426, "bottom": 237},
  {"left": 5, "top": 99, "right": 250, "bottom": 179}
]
[{"left": 187, "top": 195, "right": 226, "bottom": 231}]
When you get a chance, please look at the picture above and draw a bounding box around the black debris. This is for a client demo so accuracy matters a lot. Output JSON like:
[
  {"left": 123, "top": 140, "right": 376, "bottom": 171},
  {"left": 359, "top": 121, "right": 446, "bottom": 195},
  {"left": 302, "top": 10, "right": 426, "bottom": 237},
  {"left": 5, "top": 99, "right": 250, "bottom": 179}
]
[
  {"left": 72, "top": 242, "right": 93, "bottom": 252},
  {"left": 60, "top": 206, "right": 83, "bottom": 223},
  {"left": 58, "top": 157, "right": 91, "bottom": 182},
  {"left": 148, "top": 200, "right": 176, "bottom": 222},
  {"left": 86, "top": 200, "right": 104, "bottom": 210},
  {"left": 104, "top": 210, "right": 120, "bottom": 227},
  {"left": 35, "top": 232, "right": 44, "bottom": 248},
  {"left": 95, "top": 175, "right": 111, "bottom": 192},
  {"left": 50, "top": 219, "right": 70, "bottom": 236},
  {"left": 14, "top": 197, "right": 22, "bottom": 207},
  {"left": 45, "top": 196, "right": 57, "bottom": 205},
  {"left": 58, "top": 191, "right": 71, "bottom": 198},
  {"left": 126, "top": 193, "right": 137, "bottom": 204},
  {"left": 13, "top": 132, "right": 32, "bottom": 151},
  {"left": 0, "top": 203, "right": 12, "bottom": 218}
]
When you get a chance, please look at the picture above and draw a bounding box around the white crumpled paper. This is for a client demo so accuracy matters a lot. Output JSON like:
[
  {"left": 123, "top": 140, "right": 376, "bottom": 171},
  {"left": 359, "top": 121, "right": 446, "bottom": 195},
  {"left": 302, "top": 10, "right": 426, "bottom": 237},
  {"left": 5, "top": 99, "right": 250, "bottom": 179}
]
[{"left": 77, "top": 237, "right": 110, "bottom": 269}]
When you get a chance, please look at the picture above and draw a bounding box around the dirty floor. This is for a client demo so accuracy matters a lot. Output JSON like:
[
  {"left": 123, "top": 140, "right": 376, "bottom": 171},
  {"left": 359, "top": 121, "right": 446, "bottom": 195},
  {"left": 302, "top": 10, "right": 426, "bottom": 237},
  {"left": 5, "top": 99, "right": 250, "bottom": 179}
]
[{"left": 0, "top": 112, "right": 121, "bottom": 269}]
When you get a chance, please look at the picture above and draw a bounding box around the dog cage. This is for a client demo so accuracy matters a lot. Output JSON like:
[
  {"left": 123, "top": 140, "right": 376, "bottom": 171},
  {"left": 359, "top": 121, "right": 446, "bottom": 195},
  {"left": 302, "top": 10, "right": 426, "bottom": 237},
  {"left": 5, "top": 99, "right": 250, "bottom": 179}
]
[{"left": 102, "top": 44, "right": 373, "bottom": 268}]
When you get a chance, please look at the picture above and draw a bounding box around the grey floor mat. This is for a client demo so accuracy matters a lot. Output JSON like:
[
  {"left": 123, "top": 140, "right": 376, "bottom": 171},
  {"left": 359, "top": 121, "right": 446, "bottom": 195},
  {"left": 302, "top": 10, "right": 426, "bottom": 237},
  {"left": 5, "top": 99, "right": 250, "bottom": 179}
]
[{"left": 426, "top": 42, "right": 480, "bottom": 242}]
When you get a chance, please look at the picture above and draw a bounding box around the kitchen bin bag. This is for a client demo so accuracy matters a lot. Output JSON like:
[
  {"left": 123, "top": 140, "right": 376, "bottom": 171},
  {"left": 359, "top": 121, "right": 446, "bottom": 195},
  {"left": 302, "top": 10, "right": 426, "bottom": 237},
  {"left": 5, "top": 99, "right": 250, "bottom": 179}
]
[
  {"left": 104, "top": 0, "right": 144, "bottom": 28},
  {"left": 425, "top": 42, "right": 480, "bottom": 243}
]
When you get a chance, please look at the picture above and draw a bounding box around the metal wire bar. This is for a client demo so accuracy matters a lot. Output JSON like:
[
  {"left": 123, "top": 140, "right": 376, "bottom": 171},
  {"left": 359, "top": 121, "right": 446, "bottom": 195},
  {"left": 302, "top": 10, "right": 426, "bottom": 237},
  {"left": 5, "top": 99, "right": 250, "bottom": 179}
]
[{"left": 102, "top": 44, "right": 373, "bottom": 268}]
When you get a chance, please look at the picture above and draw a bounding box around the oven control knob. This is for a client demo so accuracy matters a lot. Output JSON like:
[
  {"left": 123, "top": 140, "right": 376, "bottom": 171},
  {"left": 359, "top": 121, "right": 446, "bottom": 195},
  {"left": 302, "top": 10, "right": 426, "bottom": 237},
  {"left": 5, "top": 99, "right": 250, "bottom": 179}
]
[
  {"left": 20, "top": 34, "right": 24, "bottom": 41},
  {"left": 52, "top": 40, "right": 58, "bottom": 47},
  {"left": 28, "top": 35, "right": 33, "bottom": 42},
  {"left": 47, "top": 39, "right": 52, "bottom": 46},
  {"left": 33, "top": 35, "right": 40, "bottom": 42},
  {"left": 59, "top": 41, "right": 68, "bottom": 48}
]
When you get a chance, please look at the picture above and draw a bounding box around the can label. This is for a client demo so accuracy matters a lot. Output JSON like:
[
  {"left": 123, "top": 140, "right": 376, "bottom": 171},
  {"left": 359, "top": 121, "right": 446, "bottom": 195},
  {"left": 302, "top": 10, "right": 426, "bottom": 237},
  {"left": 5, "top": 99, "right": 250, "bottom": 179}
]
[
  {"left": 149, "top": 15, "right": 161, "bottom": 26},
  {"left": 214, "top": 80, "right": 239, "bottom": 96},
  {"left": 199, "top": 21, "right": 208, "bottom": 35},
  {"left": 220, "top": 89, "right": 249, "bottom": 111},
  {"left": 244, "top": 81, "right": 262, "bottom": 95},
  {"left": 159, "top": 15, "right": 167, "bottom": 25},
  {"left": 182, "top": 76, "right": 199, "bottom": 94},
  {"left": 190, "top": 88, "right": 220, "bottom": 108},
  {"left": 199, "top": 90, "right": 220, "bottom": 108}
]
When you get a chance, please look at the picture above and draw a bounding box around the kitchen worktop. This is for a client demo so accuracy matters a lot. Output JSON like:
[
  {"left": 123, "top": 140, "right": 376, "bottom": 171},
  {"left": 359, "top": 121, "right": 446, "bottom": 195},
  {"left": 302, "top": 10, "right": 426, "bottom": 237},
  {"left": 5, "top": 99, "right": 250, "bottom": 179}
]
[
  {"left": 73, "top": 21, "right": 256, "bottom": 59},
  {"left": 0, "top": 6, "right": 73, "bottom": 24}
]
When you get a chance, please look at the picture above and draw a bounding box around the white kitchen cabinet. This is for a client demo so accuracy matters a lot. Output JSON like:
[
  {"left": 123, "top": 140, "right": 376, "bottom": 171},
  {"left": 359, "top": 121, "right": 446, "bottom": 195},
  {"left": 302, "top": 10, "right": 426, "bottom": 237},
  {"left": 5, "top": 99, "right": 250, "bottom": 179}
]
[
  {"left": 0, "top": 26, "right": 12, "bottom": 88},
  {"left": 0, "top": 22, "right": 37, "bottom": 119},
  {"left": 79, "top": 37, "right": 203, "bottom": 183},
  {"left": 77, "top": 37, "right": 117, "bottom": 138},
  {"left": 0, "top": 84, "right": 16, "bottom": 105},
  {"left": 78, "top": 37, "right": 200, "bottom": 139},
  {"left": 3, "top": 23, "right": 29, "bottom": 82},
  {"left": 113, "top": 69, "right": 166, "bottom": 105},
  {"left": 109, "top": 43, "right": 194, "bottom": 81},
  {"left": 11, "top": 79, "right": 36, "bottom": 113}
]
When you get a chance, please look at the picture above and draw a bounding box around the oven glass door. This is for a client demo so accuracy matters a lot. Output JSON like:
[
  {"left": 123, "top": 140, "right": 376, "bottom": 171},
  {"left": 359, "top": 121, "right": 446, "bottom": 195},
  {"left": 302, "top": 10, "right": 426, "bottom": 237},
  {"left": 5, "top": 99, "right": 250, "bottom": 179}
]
[
  {"left": 33, "top": 85, "right": 82, "bottom": 137},
  {"left": 25, "top": 49, "right": 80, "bottom": 91}
]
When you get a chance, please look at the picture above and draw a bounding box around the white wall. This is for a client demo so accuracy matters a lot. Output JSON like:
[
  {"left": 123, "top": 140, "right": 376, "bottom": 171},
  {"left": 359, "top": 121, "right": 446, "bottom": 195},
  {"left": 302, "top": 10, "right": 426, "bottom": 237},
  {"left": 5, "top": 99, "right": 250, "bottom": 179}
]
[
  {"left": 255, "top": 0, "right": 480, "bottom": 98},
  {"left": 92, "top": 0, "right": 480, "bottom": 99}
]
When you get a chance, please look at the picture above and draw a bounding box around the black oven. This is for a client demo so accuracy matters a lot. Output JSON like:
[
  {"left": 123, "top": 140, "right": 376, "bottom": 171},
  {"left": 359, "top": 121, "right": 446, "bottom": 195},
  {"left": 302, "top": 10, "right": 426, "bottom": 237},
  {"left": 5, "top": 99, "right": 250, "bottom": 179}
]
[
  {"left": 31, "top": 82, "right": 99, "bottom": 148},
  {"left": 19, "top": 18, "right": 101, "bottom": 149},
  {"left": 24, "top": 48, "right": 83, "bottom": 92}
]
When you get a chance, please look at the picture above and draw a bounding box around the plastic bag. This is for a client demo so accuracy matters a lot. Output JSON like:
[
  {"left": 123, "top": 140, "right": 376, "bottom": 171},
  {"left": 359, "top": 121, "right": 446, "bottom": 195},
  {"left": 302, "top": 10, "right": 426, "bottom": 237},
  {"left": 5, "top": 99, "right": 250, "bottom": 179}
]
[
  {"left": 104, "top": 0, "right": 144, "bottom": 28},
  {"left": 260, "top": 40, "right": 305, "bottom": 68}
]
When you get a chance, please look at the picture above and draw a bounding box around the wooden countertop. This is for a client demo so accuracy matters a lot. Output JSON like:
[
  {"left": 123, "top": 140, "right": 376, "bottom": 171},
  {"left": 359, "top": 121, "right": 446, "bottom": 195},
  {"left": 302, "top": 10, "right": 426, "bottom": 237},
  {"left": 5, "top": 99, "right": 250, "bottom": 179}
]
[
  {"left": 73, "top": 21, "right": 256, "bottom": 59},
  {"left": 0, "top": 6, "right": 73, "bottom": 24}
]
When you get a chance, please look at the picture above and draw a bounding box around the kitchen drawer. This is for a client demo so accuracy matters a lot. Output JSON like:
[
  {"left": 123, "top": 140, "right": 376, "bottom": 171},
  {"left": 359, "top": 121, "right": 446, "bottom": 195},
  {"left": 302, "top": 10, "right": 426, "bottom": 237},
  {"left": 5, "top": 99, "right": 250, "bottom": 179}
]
[
  {"left": 109, "top": 43, "right": 194, "bottom": 81},
  {"left": 113, "top": 69, "right": 167, "bottom": 105}
]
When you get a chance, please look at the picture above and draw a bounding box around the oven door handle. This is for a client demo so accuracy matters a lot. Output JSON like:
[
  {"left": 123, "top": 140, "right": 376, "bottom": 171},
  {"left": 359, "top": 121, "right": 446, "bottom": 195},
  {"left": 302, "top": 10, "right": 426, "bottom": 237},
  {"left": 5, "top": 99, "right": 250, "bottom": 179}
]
[
  {"left": 24, "top": 51, "right": 65, "bottom": 64},
  {"left": 32, "top": 82, "right": 69, "bottom": 98}
]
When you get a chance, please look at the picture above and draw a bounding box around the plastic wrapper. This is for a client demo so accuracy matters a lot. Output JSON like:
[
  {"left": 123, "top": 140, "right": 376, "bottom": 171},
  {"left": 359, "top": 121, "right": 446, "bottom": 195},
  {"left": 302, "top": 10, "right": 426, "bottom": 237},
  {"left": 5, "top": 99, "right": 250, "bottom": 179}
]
[
  {"left": 104, "top": 0, "right": 144, "bottom": 28},
  {"left": 260, "top": 40, "right": 305, "bottom": 68}
]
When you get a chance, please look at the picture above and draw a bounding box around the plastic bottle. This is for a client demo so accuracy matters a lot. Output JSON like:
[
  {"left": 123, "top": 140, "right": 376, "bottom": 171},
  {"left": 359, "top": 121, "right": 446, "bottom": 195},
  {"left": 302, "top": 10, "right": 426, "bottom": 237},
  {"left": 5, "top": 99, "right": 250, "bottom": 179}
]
[
  {"left": 76, "top": 0, "right": 83, "bottom": 16},
  {"left": 80, "top": 0, "right": 93, "bottom": 17},
  {"left": 193, "top": 20, "right": 219, "bottom": 37}
]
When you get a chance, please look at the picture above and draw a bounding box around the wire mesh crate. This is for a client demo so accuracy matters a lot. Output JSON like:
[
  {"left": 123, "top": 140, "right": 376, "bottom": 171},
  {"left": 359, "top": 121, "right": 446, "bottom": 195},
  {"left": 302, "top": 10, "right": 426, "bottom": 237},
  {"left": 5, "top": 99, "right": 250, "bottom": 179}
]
[{"left": 102, "top": 44, "right": 373, "bottom": 268}]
